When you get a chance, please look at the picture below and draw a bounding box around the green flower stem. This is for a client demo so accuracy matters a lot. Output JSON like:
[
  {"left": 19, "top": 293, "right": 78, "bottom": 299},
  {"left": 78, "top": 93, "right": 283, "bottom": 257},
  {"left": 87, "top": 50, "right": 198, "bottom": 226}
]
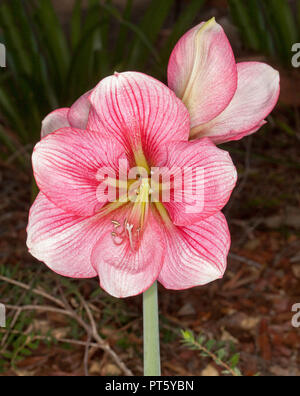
[{"left": 143, "top": 281, "right": 161, "bottom": 376}]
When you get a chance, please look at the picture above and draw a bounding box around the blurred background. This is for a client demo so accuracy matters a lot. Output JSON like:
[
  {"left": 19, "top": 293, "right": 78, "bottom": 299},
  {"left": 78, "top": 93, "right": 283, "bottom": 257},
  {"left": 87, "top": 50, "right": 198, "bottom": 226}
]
[{"left": 0, "top": 0, "right": 299, "bottom": 376}]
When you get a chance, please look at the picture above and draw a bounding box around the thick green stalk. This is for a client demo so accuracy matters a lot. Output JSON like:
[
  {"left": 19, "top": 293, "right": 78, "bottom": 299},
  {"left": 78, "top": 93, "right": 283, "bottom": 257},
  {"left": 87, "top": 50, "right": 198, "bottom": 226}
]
[{"left": 143, "top": 281, "right": 161, "bottom": 376}]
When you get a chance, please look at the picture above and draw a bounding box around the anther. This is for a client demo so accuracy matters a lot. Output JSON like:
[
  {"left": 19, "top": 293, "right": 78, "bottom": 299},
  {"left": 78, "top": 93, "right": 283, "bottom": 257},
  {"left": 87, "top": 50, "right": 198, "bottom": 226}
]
[{"left": 112, "top": 220, "right": 121, "bottom": 228}]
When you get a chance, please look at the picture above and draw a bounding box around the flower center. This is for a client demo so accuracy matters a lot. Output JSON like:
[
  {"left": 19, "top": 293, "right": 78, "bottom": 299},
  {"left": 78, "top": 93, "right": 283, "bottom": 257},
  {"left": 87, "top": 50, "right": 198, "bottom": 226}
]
[{"left": 111, "top": 178, "right": 152, "bottom": 251}]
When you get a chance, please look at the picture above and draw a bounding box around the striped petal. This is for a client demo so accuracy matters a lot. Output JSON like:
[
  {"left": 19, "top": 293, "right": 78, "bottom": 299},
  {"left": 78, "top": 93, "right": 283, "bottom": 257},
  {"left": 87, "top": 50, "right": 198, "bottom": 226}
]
[
  {"left": 192, "top": 62, "right": 280, "bottom": 144},
  {"left": 32, "top": 127, "right": 127, "bottom": 217},
  {"left": 155, "top": 138, "right": 237, "bottom": 226},
  {"left": 68, "top": 90, "right": 92, "bottom": 130},
  {"left": 158, "top": 212, "right": 230, "bottom": 290},
  {"left": 91, "top": 208, "right": 165, "bottom": 298},
  {"left": 88, "top": 72, "right": 190, "bottom": 164},
  {"left": 27, "top": 193, "right": 99, "bottom": 278}
]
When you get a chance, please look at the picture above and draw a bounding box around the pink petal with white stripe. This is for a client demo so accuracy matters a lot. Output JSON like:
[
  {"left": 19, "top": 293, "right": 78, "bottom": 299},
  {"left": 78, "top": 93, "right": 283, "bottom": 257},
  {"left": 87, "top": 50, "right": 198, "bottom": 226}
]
[
  {"left": 155, "top": 139, "right": 237, "bottom": 226},
  {"left": 68, "top": 90, "right": 92, "bottom": 130},
  {"left": 91, "top": 208, "right": 165, "bottom": 298},
  {"left": 27, "top": 193, "right": 99, "bottom": 278},
  {"left": 41, "top": 108, "right": 70, "bottom": 138},
  {"left": 158, "top": 212, "right": 230, "bottom": 290},
  {"left": 32, "top": 127, "right": 128, "bottom": 217},
  {"left": 88, "top": 72, "right": 190, "bottom": 164},
  {"left": 168, "top": 18, "right": 237, "bottom": 127},
  {"left": 192, "top": 62, "right": 280, "bottom": 144}
]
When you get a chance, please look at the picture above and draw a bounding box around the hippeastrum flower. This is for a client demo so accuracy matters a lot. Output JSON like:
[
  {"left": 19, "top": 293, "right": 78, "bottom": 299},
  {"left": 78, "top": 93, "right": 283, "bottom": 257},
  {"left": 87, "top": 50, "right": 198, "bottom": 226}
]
[
  {"left": 168, "top": 18, "right": 280, "bottom": 144},
  {"left": 27, "top": 72, "right": 238, "bottom": 298}
]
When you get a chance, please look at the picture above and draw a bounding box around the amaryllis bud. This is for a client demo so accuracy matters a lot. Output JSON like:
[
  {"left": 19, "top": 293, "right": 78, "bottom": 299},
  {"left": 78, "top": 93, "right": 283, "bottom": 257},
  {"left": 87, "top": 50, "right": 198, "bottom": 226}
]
[
  {"left": 168, "top": 18, "right": 238, "bottom": 130},
  {"left": 168, "top": 18, "right": 280, "bottom": 144}
]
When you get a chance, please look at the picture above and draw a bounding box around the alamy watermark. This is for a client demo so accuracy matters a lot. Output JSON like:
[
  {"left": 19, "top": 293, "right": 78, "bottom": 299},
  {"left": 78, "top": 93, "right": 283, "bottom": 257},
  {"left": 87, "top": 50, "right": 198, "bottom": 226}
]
[
  {"left": 292, "top": 43, "right": 300, "bottom": 68},
  {"left": 0, "top": 43, "right": 6, "bottom": 68},
  {"left": 0, "top": 303, "right": 6, "bottom": 328},
  {"left": 292, "top": 303, "right": 300, "bottom": 328},
  {"left": 95, "top": 161, "right": 205, "bottom": 214}
]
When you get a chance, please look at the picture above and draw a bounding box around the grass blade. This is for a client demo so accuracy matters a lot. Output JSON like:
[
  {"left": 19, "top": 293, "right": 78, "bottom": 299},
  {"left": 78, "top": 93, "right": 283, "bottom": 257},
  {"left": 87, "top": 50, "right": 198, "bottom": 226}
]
[
  {"left": 0, "top": 0, "right": 33, "bottom": 75},
  {"left": 262, "top": 0, "right": 298, "bottom": 63},
  {"left": 161, "top": 0, "right": 206, "bottom": 65},
  {"left": 114, "top": 0, "right": 133, "bottom": 66},
  {"left": 33, "top": 0, "right": 70, "bottom": 85},
  {"left": 246, "top": 0, "right": 274, "bottom": 56},
  {"left": 128, "top": 0, "right": 174, "bottom": 69},
  {"left": 228, "top": 0, "right": 261, "bottom": 51},
  {"left": 71, "top": 0, "right": 82, "bottom": 51}
]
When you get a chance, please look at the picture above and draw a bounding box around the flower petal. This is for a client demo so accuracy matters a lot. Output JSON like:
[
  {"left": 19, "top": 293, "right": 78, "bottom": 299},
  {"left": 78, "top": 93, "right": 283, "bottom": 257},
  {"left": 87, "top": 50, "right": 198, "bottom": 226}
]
[
  {"left": 154, "top": 139, "right": 237, "bottom": 226},
  {"left": 41, "top": 108, "right": 70, "bottom": 138},
  {"left": 158, "top": 212, "right": 230, "bottom": 290},
  {"left": 27, "top": 193, "right": 99, "bottom": 278},
  {"left": 168, "top": 18, "right": 237, "bottom": 127},
  {"left": 91, "top": 208, "right": 165, "bottom": 298},
  {"left": 88, "top": 72, "right": 190, "bottom": 164},
  {"left": 68, "top": 90, "right": 92, "bottom": 130},
  {"left": 32, "top": 127, "right": 127, "bottom": 217},
  {"left": 192, "top": 62, "right": 280, "bottom": 144}
]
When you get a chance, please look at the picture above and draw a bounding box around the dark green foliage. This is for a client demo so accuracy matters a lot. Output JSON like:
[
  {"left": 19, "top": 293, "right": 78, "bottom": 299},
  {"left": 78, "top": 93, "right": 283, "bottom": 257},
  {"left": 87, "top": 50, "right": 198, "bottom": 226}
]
[{"left": 228, "top": 0, "right": 300, "bottom": 64}]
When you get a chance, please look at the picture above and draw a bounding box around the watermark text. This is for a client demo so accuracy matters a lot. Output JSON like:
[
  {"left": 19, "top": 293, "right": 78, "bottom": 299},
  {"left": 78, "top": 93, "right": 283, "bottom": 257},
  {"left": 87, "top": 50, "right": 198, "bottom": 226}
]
[
  {"left": 0, "top": 303, "right": 6, "bottom": 327},
  {"left": 292, "top": 303, "right": 300, "bottom": 328},
  {"left": 0, "top": 43, "right": 6, "bottom": 68},
  {"left": 292, "top": 43, "right": 300, "bottom": 68}
]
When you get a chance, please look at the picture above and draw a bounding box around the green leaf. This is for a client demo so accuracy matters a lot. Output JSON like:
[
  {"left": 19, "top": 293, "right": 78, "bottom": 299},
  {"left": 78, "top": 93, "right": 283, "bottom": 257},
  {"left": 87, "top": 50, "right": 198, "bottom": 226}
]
[
  {"left": 228, "top": 0, "right": 261, "bottom": 51},
  {"left": 181, "top": 329, "right": 194, "bottom": 342},
  {"left": 27, "top": 340, "right": 40, "bottom": 351},
  {"left": 229, "top": 353, "right": 240, "bottom": 369},
  {"left": 245, "top": 0, "right": 274, "bottom": 56},
  {"left": 233, "top": 367, "right": 242, "bottom": 376},
  {"left": 205, "top": 339, "right": 216, "bottom": 351},
  {"left": 265, "top": 0, "right": 298, "bottom": 45},
  {"left": 217, "top": 348, "right": 226, "bottom": 361},
  {"left": 0, "top": 0, "right": 33, "bottom": 75},
  {"left": 20, "top": 348, "right": 32, "bottom": 357},
  {"left": 260, "top": 0, "right": 298, "bottom": 63},
  {"left": 128, "top": 0, "right": 174, "bottom": 69},
  {"left": 1, "top": 351, "right": 13, "bottom": 359},
  {"left": 161, "top": 0, "right": 205, "bottom": 64},
  {"left": 197, "top": 335, "right": 206, "bottom": 345},
  {"left": 114, "top": 0, "right": 134, "bottom": 66},
  {"left": 33, "top": 0, "right": 70, "bottom": 85},
  {"left": 71, "top": 0, "right": 82, "bottom": 50}
]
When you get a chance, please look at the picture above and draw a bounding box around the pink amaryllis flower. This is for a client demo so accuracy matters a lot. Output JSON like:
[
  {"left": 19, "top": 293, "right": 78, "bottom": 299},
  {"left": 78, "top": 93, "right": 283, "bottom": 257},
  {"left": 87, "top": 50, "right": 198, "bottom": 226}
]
[
  {"left": 27, "top": 19, "right": 280, "bottom": 299},
  {"left": 27, "top": 71, "right": 237, "bottom": 298},
  {"left": 168, "top": 18, "right": 280, "bottom": 144}
]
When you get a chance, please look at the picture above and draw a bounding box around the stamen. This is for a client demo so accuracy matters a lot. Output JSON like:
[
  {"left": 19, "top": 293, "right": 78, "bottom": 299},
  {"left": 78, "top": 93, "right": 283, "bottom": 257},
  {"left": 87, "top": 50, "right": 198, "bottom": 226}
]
[
  {"left": 112, "top": 220, "right": 121, "bottom": 228},
  {"left": 125, "top": 222, "right": 134, "bottom": 250},
  {"left": 111, "top": 220, "right": 124, "bottom": 246},
  {"left": 110, "top": 179, "right": 152, "bottom": 251}
]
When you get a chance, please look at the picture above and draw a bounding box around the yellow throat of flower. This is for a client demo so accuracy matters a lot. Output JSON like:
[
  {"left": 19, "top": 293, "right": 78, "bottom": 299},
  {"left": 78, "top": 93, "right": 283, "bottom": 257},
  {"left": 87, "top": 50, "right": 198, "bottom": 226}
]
[{"left": 111, "top": 178, "right": 152, "bottom": 251}]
